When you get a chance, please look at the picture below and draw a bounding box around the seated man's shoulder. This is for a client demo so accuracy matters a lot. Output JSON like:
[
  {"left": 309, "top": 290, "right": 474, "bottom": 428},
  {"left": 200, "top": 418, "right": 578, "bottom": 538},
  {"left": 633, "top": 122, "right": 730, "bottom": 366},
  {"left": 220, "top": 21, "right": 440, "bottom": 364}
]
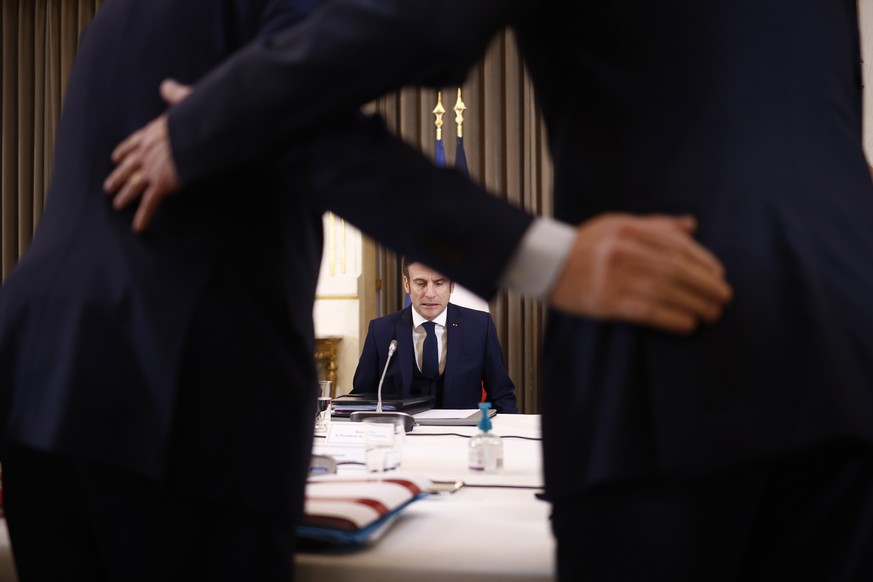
[
  {"left": 450, "top": 302, "right": 492, "bottom": 322},
  {"left": 373, "top": 308, "right": 410, "bottom": 325}
]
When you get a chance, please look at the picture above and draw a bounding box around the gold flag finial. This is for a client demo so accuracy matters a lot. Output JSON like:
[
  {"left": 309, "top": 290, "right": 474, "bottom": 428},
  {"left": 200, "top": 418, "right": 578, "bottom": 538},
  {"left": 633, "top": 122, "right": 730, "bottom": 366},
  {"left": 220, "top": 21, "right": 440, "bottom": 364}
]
[
  {"left": 453, "top": 87, "right": 466, "bottom": 139},
  {"left": 433, "top": 91, "right": 446, "bottom": 141}
]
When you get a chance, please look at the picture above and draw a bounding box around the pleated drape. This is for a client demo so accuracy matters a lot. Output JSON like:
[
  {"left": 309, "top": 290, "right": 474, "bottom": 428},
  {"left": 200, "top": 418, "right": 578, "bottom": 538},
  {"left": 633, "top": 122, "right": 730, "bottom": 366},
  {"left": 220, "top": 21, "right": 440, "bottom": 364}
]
[{"left": 1, "top": 0, "right": 104, "bottom": 277}]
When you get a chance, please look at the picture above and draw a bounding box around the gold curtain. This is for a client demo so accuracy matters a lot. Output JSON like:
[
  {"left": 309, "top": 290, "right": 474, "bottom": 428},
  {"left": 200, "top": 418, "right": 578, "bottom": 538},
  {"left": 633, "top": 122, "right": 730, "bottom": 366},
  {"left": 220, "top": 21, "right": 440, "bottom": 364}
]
[
  {"left": 0, "top": 5, "right": 550, "bottom": 413},
  {"left": 0, "top": 0, "right": 104, "bottom": 277},
  {"left": 369, "top": 30, "right": 552, "bottom": 413}
]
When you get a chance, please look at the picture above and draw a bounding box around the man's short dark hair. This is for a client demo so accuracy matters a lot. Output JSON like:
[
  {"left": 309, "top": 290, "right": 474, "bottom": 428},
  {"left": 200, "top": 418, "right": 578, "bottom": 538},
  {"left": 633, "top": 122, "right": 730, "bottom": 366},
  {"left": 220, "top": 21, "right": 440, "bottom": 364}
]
[
  {"left": 401, "top": 256, "right": 416, "bottom": 279},
  {"left": 401, "top": 257, "right": 451, "bottom": 282}
]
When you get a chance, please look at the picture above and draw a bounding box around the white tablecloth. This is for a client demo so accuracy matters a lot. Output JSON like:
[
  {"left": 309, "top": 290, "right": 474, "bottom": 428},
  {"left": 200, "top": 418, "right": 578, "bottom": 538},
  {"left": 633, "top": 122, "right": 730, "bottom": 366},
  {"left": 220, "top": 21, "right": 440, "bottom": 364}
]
[{"left": 300, "top": 414, "right": 555, "bottom": 582}]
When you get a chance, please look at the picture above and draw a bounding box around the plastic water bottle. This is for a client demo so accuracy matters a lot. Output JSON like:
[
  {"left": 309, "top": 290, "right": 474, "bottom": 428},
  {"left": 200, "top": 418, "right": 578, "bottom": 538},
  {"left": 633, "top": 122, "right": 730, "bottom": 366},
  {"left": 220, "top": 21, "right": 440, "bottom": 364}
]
[{"left": 468, "top": 402, "right": 503, "bottom": 472}]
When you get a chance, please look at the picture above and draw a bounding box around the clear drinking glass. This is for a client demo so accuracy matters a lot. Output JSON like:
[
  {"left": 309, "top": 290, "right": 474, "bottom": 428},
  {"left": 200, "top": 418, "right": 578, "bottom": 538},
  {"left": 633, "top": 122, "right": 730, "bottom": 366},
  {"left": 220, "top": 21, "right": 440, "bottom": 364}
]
[
  {"left": 363, "top": 416, "right": 405, "bottom": 472},
  {"left": 314, "top": 380, "right": 332, "bottom": 435}
]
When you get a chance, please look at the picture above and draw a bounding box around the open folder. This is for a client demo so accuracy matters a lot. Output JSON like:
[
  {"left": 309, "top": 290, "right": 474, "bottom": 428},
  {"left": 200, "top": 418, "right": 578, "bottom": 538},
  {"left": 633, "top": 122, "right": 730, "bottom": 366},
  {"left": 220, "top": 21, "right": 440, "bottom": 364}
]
[{"left": 297, "top": 472, "right": 432, "bottom": 546}]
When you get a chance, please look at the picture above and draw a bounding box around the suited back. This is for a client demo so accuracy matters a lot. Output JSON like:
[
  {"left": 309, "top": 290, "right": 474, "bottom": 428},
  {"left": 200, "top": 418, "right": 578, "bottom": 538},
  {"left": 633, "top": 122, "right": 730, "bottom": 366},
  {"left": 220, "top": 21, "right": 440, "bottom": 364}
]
[
  {"left": 515, "top": 1, "right": 873, "bottom": 498},
  {"left": 0, "top": 0, "right": 321, "bottom": 482}
]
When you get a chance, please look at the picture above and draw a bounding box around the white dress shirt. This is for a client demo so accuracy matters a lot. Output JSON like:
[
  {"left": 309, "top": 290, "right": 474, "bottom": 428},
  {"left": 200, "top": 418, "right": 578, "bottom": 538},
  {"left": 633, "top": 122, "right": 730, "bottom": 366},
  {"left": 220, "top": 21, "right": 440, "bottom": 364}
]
[
  {"left": 500, "top": 217, "right": 576, "bottom": 299},
  {"left": 411, "top": 308, "right": 448, "bottom": 375}
]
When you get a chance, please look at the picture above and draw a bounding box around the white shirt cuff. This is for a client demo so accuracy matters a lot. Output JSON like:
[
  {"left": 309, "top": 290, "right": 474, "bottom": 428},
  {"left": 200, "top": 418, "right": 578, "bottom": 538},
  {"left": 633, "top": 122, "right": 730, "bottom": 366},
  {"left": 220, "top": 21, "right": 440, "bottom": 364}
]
[{"left": 499, "top": 217, "right": 575, "bottom": 300}]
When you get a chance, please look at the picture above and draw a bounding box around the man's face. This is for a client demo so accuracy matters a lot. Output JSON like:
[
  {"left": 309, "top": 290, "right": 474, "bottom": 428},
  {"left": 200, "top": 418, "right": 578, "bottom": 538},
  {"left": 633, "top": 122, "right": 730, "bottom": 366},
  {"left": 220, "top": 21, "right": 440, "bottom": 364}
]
[{"left": 404, "top": 262, "right": 454, "bottom": 320}]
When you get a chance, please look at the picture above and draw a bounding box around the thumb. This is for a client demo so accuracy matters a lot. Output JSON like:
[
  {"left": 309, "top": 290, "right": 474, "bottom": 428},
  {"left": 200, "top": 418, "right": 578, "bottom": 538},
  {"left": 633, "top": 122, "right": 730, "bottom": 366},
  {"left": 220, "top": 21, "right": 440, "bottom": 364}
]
[{"left": 160, "top": 79, "right": 193, "bottom": 105}]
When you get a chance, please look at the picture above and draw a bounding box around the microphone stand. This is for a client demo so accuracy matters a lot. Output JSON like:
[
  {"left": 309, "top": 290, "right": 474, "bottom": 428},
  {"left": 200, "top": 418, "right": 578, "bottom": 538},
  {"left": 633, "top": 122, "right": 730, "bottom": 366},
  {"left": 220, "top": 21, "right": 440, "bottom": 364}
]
[{"left": 350, "top": 339, "right": 416, "bottom": 432}]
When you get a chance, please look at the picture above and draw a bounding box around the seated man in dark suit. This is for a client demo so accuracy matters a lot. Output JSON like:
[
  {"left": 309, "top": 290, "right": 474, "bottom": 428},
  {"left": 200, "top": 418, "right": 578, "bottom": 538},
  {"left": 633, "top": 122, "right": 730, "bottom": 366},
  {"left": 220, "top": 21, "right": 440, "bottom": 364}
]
[{"left": 352, "top": 258, "right": 518, "bottom": 413}]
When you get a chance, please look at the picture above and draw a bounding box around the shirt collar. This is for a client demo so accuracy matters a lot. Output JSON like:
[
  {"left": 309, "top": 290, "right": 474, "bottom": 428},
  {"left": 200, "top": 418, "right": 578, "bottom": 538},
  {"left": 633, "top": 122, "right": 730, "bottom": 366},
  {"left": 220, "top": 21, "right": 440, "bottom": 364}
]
[{"left": 411, "top": 305, "right": 449, "bottom": 329}]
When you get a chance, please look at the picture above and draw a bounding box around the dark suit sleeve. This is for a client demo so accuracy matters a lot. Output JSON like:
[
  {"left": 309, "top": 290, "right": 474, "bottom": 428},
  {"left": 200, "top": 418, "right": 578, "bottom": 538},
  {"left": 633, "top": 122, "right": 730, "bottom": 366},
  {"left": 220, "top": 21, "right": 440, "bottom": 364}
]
[
  {"left": 351, "top": 319, "right": 382, "bottom": 394},
  {"left": 163, "top": 0, "right": 537, "bottom": 299},
  {"left": 306, "top": 115, "right": 532, "bottom": 299},
  {"left": 481, "top": 313, "right": 518, "bottom": 414},
  {"left": 168, "top": 0, "right": 533, "bottom": 184}
]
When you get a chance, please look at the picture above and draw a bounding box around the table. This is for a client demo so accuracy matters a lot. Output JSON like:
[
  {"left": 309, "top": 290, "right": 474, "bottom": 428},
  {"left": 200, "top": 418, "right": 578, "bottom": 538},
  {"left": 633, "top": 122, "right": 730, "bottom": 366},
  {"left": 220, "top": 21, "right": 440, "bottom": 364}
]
[
  {"left": 300, "top": 414, "right": 555, "bottom": 582},
  {"left": 0, "top": 416, "right": 555, "bottom": 582}
]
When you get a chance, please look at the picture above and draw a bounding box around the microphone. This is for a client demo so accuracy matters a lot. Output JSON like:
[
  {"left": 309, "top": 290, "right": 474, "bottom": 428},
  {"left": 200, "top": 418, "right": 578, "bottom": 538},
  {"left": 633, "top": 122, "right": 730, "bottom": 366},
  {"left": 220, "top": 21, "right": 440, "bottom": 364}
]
[
  {"left": 376, "top": 339, "right": 398, "bottom": 412},
  {"left": 350, "top": 338, "right": 416, "bottom": 432}
]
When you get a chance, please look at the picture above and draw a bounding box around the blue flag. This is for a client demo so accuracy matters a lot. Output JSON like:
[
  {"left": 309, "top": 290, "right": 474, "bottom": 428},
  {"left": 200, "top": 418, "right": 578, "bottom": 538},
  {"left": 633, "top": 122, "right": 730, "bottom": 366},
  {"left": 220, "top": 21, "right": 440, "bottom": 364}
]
[
  {"left": 434, "top": 137, "right": 446, "bottom": 169},
  {"left": 455, "top": 135, "right": 468, "bottom": 176}
]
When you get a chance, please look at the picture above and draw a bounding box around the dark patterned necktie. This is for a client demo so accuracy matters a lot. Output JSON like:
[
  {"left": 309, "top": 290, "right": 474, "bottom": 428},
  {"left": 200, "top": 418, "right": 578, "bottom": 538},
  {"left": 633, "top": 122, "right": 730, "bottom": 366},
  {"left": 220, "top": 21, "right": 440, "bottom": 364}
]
[{"left": 421, "top": 321, "right": 439, "bottom": 378}]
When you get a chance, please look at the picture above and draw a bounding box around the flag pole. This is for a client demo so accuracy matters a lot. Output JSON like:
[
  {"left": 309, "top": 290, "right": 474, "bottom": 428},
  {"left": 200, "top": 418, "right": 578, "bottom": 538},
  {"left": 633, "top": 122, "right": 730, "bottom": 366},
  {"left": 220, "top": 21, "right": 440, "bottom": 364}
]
[
  {"left": 453, "top": 87, "right": 465, "bottom": 139},
  {"left": 453, "top": 88, "right": 468, "bottom": 175},
  {"left": 433, "top": 90, "right": 446, "bottom": 168}
]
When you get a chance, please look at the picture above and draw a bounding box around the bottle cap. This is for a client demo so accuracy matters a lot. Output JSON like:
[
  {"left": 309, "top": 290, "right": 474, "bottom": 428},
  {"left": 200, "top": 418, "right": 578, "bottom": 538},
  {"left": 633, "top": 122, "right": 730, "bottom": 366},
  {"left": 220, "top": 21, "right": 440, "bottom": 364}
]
[{"left": 477, "top": 402, "right": 493, "bottom": 432}]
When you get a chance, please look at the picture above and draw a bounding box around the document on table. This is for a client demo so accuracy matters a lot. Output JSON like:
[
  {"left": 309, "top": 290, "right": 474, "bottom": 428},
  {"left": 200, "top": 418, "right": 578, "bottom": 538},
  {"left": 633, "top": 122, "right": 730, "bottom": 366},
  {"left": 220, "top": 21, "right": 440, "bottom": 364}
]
[{"left": 413, "top": 408, "right": 494, "bottom": 425}]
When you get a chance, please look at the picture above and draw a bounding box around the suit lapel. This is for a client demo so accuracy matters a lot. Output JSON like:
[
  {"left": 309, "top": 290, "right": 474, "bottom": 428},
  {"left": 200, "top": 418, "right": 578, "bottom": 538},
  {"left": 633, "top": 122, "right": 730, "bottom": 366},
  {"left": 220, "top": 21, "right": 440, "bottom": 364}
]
[
  {"left": 395, "top": 307, "right": 415, "bottom": 397},
  {"left": 444, "top": 303, "right": 463, "bottom": 391}
]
